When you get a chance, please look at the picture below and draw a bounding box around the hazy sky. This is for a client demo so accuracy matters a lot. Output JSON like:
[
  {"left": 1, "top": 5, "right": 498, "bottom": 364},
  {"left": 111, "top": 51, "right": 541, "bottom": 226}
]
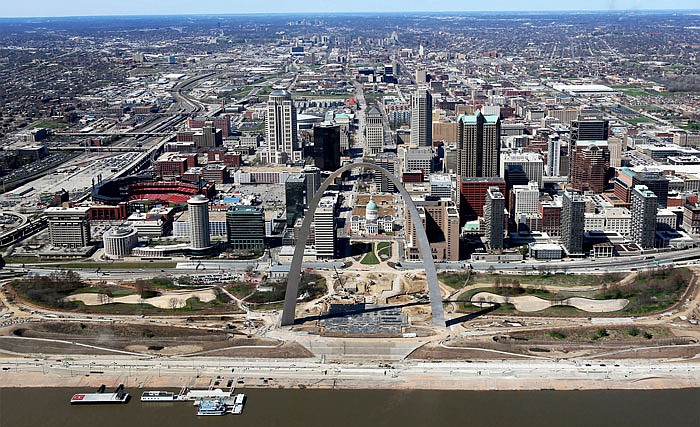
[{"left": 2, "top": 0, "right": 699, "bottom": 18}]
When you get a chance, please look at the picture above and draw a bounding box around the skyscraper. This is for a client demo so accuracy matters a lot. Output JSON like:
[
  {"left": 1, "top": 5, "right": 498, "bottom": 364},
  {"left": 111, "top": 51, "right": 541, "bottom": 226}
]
[
  {"left": 547, "top": 138, "right": 561, "bottom": 176},
  {"left": 285, "top": 173, "right": 306, "bottom": 227},
  {"left": 193, "top": 120, "right": 223, "bottom": 148},
  {"left": 374, "top": 152, "right": 398, "bottom": 193},
  {"left": 483, "top": 187, "right": 505, "bottom": 251},
  {"left": 365, "top": 107, "right": 385, "bottom": 156},
  {"left": 561, "top": 191, "right": 585, "bottom": 255},
  {"left": 571, "top": 141, "right": 609, "bottom": 194},
  {"left": 311, "top": 123, "right": 341, "bottom": 171},
  {"left": 571, "top": 117, "right": 609, "bottom": 142},
  {"left": 188, "top": 194, "right": 211, "bottom": 250},
  {"left": 302, "top": 166, "right": 322, "bottom": 202},
  {"left": 501, "top": 151, "right": 544, "bottom": 188},
  {"left": 410, "top": 88, "right": 432, "bottom": 147},
  {"left": 457, "top": 110, "right": 501, "bottom": 178},
  {"left": 265, "top": 90, "right": 299, "bottom": 164},
  {"left": 314, "top": 194, "right": 337, "bottom": 259},
  {"left": 631, "top": 185, "right": 658, "bottom": 249}
]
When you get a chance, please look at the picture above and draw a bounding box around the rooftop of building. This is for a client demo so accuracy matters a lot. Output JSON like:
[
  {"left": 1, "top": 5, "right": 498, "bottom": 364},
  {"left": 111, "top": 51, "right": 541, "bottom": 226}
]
[
  {"left": 228, "top": 205, "right": 264, "bottom": 214},
  {"left": 457, "top": 111, "right": 499, "bottom": 125},
  {"left": 45, "top": 206, "right": 90, "bottom": 214},
  {"left": 460, "top": 176, "right": 505, "bottom": 183},
  {"left": 174, "top": 210, "right": 228, "bottom": 222}
]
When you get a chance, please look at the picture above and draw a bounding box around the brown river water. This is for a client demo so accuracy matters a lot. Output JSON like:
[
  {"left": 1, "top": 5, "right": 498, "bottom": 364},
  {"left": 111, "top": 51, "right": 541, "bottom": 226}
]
[{"left": 1, "top": 387, "right": 698, "bottom": 427}]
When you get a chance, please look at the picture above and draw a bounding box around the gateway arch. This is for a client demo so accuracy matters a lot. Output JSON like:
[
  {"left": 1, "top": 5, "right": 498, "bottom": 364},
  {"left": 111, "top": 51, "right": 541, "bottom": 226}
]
[{"left": 281, "top": 162, "right": 446, "bottom": 328}]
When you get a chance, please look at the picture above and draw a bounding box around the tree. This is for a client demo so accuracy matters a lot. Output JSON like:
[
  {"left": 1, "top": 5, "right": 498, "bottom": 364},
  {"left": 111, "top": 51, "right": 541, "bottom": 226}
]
[
  {"left": 97, "top": 293, "right": 111, "bottom": 305},
  {"left": 168, "top": 298, "right": 182, "bottom": 309}
]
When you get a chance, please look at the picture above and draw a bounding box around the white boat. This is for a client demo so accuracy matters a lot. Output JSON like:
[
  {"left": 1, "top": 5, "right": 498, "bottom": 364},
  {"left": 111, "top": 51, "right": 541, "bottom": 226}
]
[
  {"left": 70, "top": 385, "right": 130, "bottom": 405},
  {"left": 140, "top": 391, "right": 185, "bottom": 402},
  {"left": 197, "top": 400, "right": 227, "bottom": 416},
  {"left": 231, "top": 393, "right": 246, "bottom": 414}
]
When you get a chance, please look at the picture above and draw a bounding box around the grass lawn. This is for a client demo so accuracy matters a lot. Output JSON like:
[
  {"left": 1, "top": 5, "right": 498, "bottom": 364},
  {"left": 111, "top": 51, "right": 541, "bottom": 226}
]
[
  {"left": 34, "top": 119, "right": 67, "bottom": 129},
  {"left": 439, "top": 272, "right": 622, "bottom": 289},
  {"left": 626, "top": 117, "right": 654, "bottom": 124},
  {"left": 360, "top": 243, "right": 380, "bottom": 265},
  {"left": 376, "top": 241, "right": 392, "bottom": 258}
]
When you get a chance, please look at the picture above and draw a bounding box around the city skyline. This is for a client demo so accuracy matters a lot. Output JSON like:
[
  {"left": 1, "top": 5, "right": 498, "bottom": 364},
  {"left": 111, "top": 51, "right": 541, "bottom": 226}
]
[{"left": 1, "top": 1, "right": 700, "bottom": 18}]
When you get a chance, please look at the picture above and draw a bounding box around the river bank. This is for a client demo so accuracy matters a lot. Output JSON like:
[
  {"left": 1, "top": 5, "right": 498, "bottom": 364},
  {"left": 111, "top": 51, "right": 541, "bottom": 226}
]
[{"left": 2, "top": 356, "right": 699, "bottom": 391}]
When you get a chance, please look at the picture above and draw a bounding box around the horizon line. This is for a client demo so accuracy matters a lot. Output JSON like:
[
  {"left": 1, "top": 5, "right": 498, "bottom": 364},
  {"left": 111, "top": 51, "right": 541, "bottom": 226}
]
[{"left": 2, "top": 9, "right": 700, "bottom": 20}]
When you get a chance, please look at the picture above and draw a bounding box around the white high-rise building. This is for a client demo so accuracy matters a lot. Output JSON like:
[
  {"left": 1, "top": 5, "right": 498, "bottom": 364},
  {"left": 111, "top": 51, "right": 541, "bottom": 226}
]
[
  {"left": 501, "top": 151, "right": 544, "bottom": 188},
  {"left": 512, "top": 181, "right": 540, "bottom": 216},
  {"left": 631, "top": 185, "right": 658, "bottom": 249},
  {"left": 265, "top": 90, "right": 299, "bottom": 164},
  {"left": 547, "top": 138, "right": 561, "bottom": 176},
  {"left": 608, "top": 137, "right": 623, "bottom": 168},
  {"left": 188, "top": 195, "right": 211, "bottom": 250},
  {"left": 45, "top": 206, "right": 91, "bottom": 248},
  {"left": 365, "top": 107, "right": 385, "bottom": 156},
  {"left": 410, "top": 89, "right": 432, "bottom": 147},
  {"left": 314, "top": 194, "right": 337, "bottom": 259},
  {"left": 483, "top": 187, "right": 505, "bottom": 251}
]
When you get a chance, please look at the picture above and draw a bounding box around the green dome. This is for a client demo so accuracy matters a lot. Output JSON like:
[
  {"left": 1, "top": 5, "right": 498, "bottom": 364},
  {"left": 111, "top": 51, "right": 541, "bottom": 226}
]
[{"left": 366, "top": 199, "right": 378, "bottom": 210}]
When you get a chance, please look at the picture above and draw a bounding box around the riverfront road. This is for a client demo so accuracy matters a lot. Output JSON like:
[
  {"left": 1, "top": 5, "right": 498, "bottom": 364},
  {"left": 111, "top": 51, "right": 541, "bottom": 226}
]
[{"left": 1, "top": 355, "right": 698, "bottom": 390}]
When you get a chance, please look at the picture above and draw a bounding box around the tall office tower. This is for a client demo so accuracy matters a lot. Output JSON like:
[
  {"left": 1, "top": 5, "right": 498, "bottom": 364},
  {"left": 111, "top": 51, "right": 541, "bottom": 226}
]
[
  {"left": 512, "top": 181, "right": 540, "bottom": 216},
  {"left": 483, "top": 187, "right": 505, "bottom": 251},
  {"left": 571, "top": 141, "right": 609, "bottom": 194},
  {"left": 571, "top": 117, "right": 609, "bottom": 142},
  {"left": 410, "top": 89, "right": 432, "bottom": 147},
  {"left": 546, "top": 107, "right": 579, "bottom": 126},
  {"left": 633, "top": 171, "right": 669, "bottom": 208},
  {"left": 373, "top": 152, "right": 398, "bottom": 193},
  {"left": 365, "top": 107, "right": 385, "bottom": 156},
  {"left": 45, "top": 206, "right": 91, "bottom": 248},
  {"left": 302, "top": 166, "right": 322, "bottom": 202},
  {"left": 194, "top": 121, "right": 223, "bottom": 148},
  {"left": 405, "top": 197, "right": 460, "bottom": 261},
  {"left": 285, "top": 173, "right": 306, "bottom": 227},
  {"left": 226, "top": 206, "right": 265, "bottom": 251},
  {"left": 338, "top": 122, "right": 351, "bottom": 153},
  {"left": 311, "top": 123, "right": 341, "bottom": 171},
  {"left": 501, "top": 152, "right": 544, "bottom": 188},
  {"left": 630, "top": 185, "right": 658, "bottom": 249},
  {"left": 415, "top": 70, "right": 428, "bottom": 84},
  {"left": 403, "top": 146, "right": 434, "bottom": 175},
  {"left": 561, "top": 191, "right": 585, "bottom": 255},
  {"left": 265, "top": 90, "right": 299, "bottom": 164},
  {"left": 457, "top": 110, "right": 501, "bottom": 178},
  {"left": 547, "top": 138, "right": 561, "bottom": 176},
  {"left": 314, "top": 195, "right": 337, "bottom": 259},
  {"left": 607, "top": 137, "right": 623, "bottom": 169},
  {"left": 188, "top": 195, "right": 211, "bottom": 250},
  {"left": 504, "top": 164, "right": 529, "bottom": 210}
]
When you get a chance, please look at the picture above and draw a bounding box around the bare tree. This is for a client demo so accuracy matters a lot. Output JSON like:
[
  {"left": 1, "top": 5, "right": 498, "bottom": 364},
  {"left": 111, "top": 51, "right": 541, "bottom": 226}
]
[
  {"left": 97, "top": 292, "right": 111, "bottom": 305},
  {"left": 168, "top": 298, "right": 182, "bottom": 309}
]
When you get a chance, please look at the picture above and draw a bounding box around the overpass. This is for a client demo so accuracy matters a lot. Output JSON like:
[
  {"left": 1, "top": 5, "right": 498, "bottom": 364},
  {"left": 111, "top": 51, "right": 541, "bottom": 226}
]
[
  {"left": 55, "top": 132, "right": 172, "bottom": 137},
  {"left": 50, "top": 146, "right": 147, "bottom": 153}
]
